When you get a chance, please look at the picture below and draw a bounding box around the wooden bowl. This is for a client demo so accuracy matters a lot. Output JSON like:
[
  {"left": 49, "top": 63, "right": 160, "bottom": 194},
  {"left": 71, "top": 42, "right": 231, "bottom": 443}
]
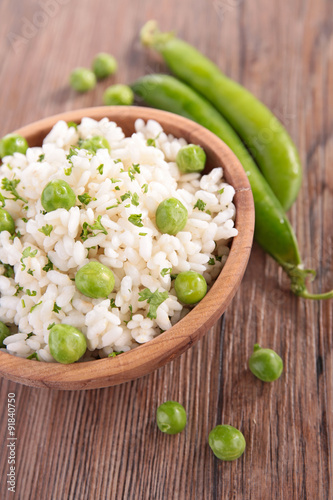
[{"left": 0, "top": 106, "right": 254, "bottom": 390}]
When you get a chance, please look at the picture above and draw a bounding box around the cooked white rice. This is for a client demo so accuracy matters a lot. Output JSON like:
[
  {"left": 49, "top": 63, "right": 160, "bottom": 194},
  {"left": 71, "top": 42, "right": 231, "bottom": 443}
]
[{"left": 0, "top": 117, "right": 237, "bottom": 362}]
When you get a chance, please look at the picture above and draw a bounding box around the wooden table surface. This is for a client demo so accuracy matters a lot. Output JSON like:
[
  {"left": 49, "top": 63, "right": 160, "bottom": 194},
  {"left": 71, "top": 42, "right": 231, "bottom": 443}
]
[{"left": 0, "top": 0, "right": 332, "bottom": 498}]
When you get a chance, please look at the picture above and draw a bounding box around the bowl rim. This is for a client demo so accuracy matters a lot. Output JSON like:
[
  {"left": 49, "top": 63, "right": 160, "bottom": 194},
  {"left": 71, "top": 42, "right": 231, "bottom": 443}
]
[{"left": 0, "top": 106, "right": 254, "bottom": 390}]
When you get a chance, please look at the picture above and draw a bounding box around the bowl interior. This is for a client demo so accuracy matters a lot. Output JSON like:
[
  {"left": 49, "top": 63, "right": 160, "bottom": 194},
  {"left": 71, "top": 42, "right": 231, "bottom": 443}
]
[{"left": 0, "top": 106, "right": 254, "bottom": 390}]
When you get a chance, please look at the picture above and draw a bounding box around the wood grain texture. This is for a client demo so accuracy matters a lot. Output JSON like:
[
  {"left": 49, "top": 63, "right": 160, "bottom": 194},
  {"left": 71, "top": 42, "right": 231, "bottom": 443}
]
[
  {"left": 0, "top": 0, "right": 332, "bottom": 498},
  {"left": 0, "top": 106, "right": 254, "bottom": 389}
]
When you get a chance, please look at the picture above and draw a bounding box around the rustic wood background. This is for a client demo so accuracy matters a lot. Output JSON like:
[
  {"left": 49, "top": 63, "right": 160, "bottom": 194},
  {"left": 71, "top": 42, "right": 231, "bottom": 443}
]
[{"left": 0, "top": 0, "right": 332, "bottom": 498}]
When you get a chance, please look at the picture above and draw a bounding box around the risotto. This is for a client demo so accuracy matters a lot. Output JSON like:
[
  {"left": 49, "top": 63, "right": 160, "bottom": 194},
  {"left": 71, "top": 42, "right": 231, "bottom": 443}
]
[{"left": 0, "top": 117, "right": 238, "bottom": 362}]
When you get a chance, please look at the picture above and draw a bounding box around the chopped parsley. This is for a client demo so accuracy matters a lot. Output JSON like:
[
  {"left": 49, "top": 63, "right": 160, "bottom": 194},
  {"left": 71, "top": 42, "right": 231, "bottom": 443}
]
[
  {"left": 14, "top": 285, "right": 24, "bottom": 296},
  {"left": 128, "top": 214, "right": 143, "bottom": 227},
  {"left": 80, "top": 215, "right": 108, "bottom": 241},
  {"left": 114, "top": 159, "right": 121, "bottom": 164},
  {"left": 106, "top": 203, "right": 118, "bottom": 210},
  {"left": 124, "top": 304, "right": 133, "bottom": 325},
  {"left": 47, "top": 323, "right": 56, "bottom": 330},
  {"left": 109, "top": 298, "right": 117, "bottom": 309},
  {"left": 97, "top": 164, "right": 104, "bottom": 175},
  {"left": 0, "top": 193, "right": 6, "bottom": 207},
  {"left": 194, "top": 199, "right": 206, "bottom": 211},
  {"left": 27, "top": 352, "right": 39, "bottom": 361},
  {"left": 53, "top": 302, "right": 61, "bottom": 313},
  {"left": 78, "top": 193, "right": 93, "bottom": 205},
  {"left": 218, "top": 188, "right": 225, "bottom": 195},
  {"left": 67, "top": 121, "right": 78, "bottom": 130},
  {"left": 139, "top": 232, "right": 147, "bottom": 236},
  {"left": 141, "top": 184, "right": 148, "bottom": 194},
  {"left": 42, "top": 257, "right": 54, "bottom": 272},
  {"left": 30, "top": 301, "right": 42, "bottom": 312},
  {"left": 160, "top": 268, "right": 172, "bottom": 277},
  {"left": 146, "top": 138, "right": 156, "bottom": 147},
  {"left": 120, "top": 191, "right": 131, "bottom": 202},
  {"left": 1, "top": 178, "right": 28, "bottom": 204},
  {"left": 208, "top": 257, "right": 215, "bottom": 265},
  {"left": 128, "top": 163, "right": 140, "bottom": 181},
  {"left": 1, "top": 263, "right": 14, "bottom": 278},
  {"left": 131, "top": 192, "right": 139, "bottom": 206},
  {"left": 64, "top": 166, "right": 72, "bottom": 176},
  {"left": 26, "top": 289, "right": 37, "bottom": 296},
  {"left": 27, "top": 269, "right": 34, "bottom": 276},
  {"left": 38, "top": 224, "right": 53, "bottom": 237},
  {"left": 110, "top": 178, "right": 121, "bottom": 184},
  {"left": 21, "top": 247, "right": 38, "bottom": 271},
  {"left": 22, "top": 217, "right": 28, "bottom": 223},
  {"left": 37, "top": 153, "right": 45, "bottom": 162},
  {"left": 9, "top": 230, "right": 22, "bottom": 241},
  {"left": 138, "top": 288, "right": 169, "bottom": 319},
  {"left": 65, "top": 147, "right": 79, "bottom": 175},
  {"left": 108, "top": 351, "right": 124, "bottom": 358},
  {"left": 21, "top": 299, "right": 25, "bottom": 308}
]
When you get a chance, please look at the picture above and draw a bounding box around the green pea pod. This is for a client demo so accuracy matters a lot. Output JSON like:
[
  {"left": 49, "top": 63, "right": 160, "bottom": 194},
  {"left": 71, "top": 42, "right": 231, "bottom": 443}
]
[
  {"left": 140, "top": 21, "right": 302, "bottom": 212},
  {"left": 131, "top": 74, "right": 333, "bottom": 299}
]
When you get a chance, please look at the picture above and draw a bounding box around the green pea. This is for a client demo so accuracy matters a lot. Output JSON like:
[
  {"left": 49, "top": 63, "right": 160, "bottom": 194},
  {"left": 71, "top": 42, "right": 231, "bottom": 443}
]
[
  {"left": 156, "top": 401, "right": 187, "bottom": 434},
  {"left": 174, "top": 271, "right": 207, "bottom": 304},
  {"left": 249, "top": 344, "right": 283, "bottom": 382},
  {"left": 69, "top": 68, "right": 96, "bottom": 92},
  {"left": 0, "top": 322, "right": 11, "bottom": 348},
  {"left": 0, "top": 208, "right": 15, "bottom": 234},
  {"left": 155, "top": 197, "right": 188, "bottom": 235},
  {"left": 81, "top": 136, "right": 111, "bottom": 154},
  {"left": 176, "top": 144, "right": 206, "bottom": 173},
  {"left": 41, "top": 180, "right": 76, "bottom": 212},
  {"left": 103, "top": 84, "right": 134, "bottom": 106},
  {"left": 75, "top": 261, "right": 115, "bottom": 299},
  {"left": 92, "top": 52, "right": 117, "bottom": 79},
  {"left": 0, "top": 134, "right": 28, "bottom": 158},
  {"left": 209, "top": 425, "right": 246, "bottom": 461},
  {"left": 49, "top": 324, "right": 87, "bottom": 364}
]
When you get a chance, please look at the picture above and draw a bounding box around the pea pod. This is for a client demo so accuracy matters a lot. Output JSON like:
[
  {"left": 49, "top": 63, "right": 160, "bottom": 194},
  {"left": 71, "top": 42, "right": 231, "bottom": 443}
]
[
  {"left": 140, "top": 21, "right": 302, "bottom": 212},
  {"left": 132, "top": 74, "right": 333, "bottom": 299}
]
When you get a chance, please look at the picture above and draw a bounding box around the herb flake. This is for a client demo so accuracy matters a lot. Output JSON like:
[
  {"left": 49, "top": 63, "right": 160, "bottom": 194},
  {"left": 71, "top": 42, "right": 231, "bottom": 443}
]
[
  {"left": 194, "top": 199, "right": 206, "bottom": 211},
  {"left": 38, "top": 224, "right": 53, "bottom": 237},
  {"left": 128, "top": 214, "right": 143, "bottom": 227},
  {"left": 138, "top": 288, "right": 169, "bottom": 319}
]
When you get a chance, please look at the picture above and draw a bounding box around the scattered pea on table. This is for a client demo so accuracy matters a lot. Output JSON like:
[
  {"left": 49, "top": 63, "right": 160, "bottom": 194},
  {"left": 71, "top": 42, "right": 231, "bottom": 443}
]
[
  {"left": 103, "top": 84, "right": 134, "bottom": 106},
  {"left": 249, "top": 344, "right": 283, "bottom": 382},
  {"left": 69, "top": 67, "right": 96, "bottom": 92},
  {"left": 156, "top": 401, "right": 187, "bottom": 434},
  {"left": 41, "top": 179, "right": 76, "bottom": 212},
  {"left": 92, "top": 52, "right": 118, "bottom": 79},
  {"left": 208, "top": 424, "right": 246, "bottom": 461}
]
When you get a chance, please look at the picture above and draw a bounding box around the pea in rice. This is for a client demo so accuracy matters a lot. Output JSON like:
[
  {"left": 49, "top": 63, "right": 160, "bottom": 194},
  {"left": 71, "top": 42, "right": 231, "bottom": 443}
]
[{"left": 0, "top": 117, "right": 238, "bottom": 362}]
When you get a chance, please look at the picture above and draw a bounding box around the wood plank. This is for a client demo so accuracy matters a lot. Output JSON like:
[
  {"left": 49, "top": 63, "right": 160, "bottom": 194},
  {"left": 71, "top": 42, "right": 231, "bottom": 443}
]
[{"left": 0, "top": 0, "right": 332, "bottom": 498}]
